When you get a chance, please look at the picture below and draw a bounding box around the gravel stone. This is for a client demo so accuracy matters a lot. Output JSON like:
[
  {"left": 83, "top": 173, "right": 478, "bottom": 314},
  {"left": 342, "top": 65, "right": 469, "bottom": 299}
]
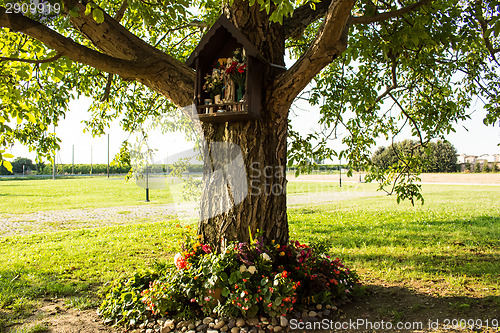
[
  {"left": 280, "top": 316, "right": 288, "bottom": 327},
  {"left": 214, "top": 321, "right": 226, "bottom": 330},
  {"left": 197, "top": 324, "right": 208, "bottom": 332},
  {"left": 230, "top": 327, "right": 240, "bottom": 333},
  {"left": 220, "top": 325, "right": 229, "bottom": 332},
  {"left": 316, "top": 304, "right": 323, "bottom": 310},
  {"left": 203, "top": 317, "right": 214, "bottom": 325},
  {"left": 228, "top": 319, "right": 236, "bottom": 329},
  {"left": 246, "top": 318, "right": 259, "bottom": 326},
  {"left": 273, "top": 327, "right": 283, "bottom": 332},
  {"left": 308, "top": 311, "right": 318, "bottom": 317}
]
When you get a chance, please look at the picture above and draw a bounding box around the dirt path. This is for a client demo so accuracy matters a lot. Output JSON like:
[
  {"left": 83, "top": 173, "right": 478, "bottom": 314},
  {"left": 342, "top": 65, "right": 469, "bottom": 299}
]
[
  {"left": 0, "top": 190, "right": 380, "bottom": 237},
  {"left": 292, "top": 173, "right": 500, "bottom": 185}
]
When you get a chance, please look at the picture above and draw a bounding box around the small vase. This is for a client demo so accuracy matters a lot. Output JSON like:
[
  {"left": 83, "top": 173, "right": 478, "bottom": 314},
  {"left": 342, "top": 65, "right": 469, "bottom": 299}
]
[
  {"left": 214, "top": 94, "right": 222, "bottom": 104},
  {"left": 236, "top": 85, "right": 245, "bottom": 102},
  {"left": 204, "top": 99, "right": 213, "bottom": 113}
]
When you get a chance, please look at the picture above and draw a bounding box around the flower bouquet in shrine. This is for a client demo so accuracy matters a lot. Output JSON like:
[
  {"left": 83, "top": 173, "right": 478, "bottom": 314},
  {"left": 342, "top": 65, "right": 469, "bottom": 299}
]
[
  {"left": 226, "top": 48, "right": 247, "bottom": 102},
  {"left": 203, "top": 69, "right": 224, "bottom": 102}
]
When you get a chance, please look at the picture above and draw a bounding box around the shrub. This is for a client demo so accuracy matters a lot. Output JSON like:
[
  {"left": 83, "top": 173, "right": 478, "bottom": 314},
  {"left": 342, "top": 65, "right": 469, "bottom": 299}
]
[
  {"left": 101, "top": 227, "right": 360, "bottom": 326},
  {"left": 474, "top": 162, "right": 482, "bottom": 173},
  {"left": 97, "top": 264, "right": 166, "bottom": 328}
]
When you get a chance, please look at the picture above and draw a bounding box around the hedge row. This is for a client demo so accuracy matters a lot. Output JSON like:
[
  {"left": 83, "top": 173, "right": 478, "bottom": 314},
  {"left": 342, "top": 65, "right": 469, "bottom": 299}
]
[{"left": 37, "top": 163, "right": 204, "bottom": 175}]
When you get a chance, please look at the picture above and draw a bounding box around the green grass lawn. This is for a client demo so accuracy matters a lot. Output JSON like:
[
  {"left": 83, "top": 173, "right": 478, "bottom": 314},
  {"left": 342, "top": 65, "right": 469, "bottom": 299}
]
[
  {"left": 0, "top": 176, "right": 367, "bottom": 214},
  {"left": 0, "top": 177, "right": 499, "bottom": 330},
  {"left": 289, "top": 185, "right": 500, "bottom": 293},
  {"left": 0, "top": 176, "right": 182, "bottom": 214}
]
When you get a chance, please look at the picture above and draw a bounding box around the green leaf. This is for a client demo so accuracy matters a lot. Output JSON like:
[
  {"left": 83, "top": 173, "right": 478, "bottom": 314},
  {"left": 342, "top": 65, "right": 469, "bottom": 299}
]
[
  {"left": 85, "top": 3, "right": 93, "bottom": 16},
  {"left": 221, "top": 287, "right": 229, "bottom": 297},
  {"left": 2, "top": 160, "right": 12, "bottom": 172},
  {"left": 92, "top": 9, "right": 105, "bottom": 24},
  {"left": 69, "top": 7, "right": 80, "bottom": 18},
  {"left": 3, "top": 153, "right": 13, "bottom": 158},
  {"left": 26, "top": 113, "right": 36, "bottom": 123}
]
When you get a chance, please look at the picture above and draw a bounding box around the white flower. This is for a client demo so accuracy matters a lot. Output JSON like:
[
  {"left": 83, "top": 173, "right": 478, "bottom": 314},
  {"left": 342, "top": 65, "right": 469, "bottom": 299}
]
[
  {"left": 247, "top": 266, "right": 257, "bottom": 274},
  {"left": 174, "top": 253, "right": 182, "bottom": 264},
  {"left": 261, "top": 253, "right": 271, "bottom": 261},
  {"left": 240, "top": 265, "right": 247, "bottom": 273},
  {"left": 241, "top": 291, "right": 246, "bottom": 298}
]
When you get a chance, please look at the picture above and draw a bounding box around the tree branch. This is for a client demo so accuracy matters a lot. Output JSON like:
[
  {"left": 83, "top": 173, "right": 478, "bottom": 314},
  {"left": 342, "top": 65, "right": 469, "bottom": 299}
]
[
  {"left": 0, "top": 52, "right": 63, "bottom": 64},
  {"left": 350, "top": 0, "right": 433, "bottom": 25},
  {"left": 114, "top": 0, "right": 129, "bottom": 22},
  {"left": 59, "top": 0, "right": 194, "bottom": 106},
  {"left": 1, "top": 4, "right": 195, "bottom": 107},
  {"left": 101, "top": 0, "right": 130, "bottom": 102},
  {"left": 0, "top": 7, "right": 151, "bottom": 78},
  {"left": 273, "top": 0, "right": 355, "bottom": 113},
  {"left": 283, "top": 0, "right": 333, "bottom": 39},
  {"left": 474, "top": 0, "right": 500, "bottom": 61}
]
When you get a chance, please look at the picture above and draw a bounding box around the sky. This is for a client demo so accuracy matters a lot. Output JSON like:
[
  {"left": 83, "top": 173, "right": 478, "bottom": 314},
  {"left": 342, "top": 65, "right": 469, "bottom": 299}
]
[{"left": 10, "top": 92, "right": 499, "bottom": 165}]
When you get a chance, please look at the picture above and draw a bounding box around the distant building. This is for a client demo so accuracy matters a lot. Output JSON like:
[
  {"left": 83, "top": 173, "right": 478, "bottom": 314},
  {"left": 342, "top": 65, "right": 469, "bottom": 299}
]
[{"left": 457, "top": 153, "right": 500, "bottom": 171}]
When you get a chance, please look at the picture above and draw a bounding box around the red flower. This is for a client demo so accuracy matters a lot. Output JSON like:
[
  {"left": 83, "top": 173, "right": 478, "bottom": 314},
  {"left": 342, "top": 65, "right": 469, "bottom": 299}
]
[
  {"left": 202, "top": 244, "right": 212, "bottom": 253},
  {"left": 237, "top": 64, "right": 246, "bottom": 73}
]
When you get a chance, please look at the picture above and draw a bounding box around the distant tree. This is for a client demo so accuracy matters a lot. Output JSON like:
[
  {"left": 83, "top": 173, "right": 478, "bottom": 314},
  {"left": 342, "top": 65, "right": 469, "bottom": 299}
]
[
  {"left": 372, "top": 140, "right": 457, "bottom": 173},
  {"left": 494, "top": 163, "right": 500, "bottom": 173},
  {"left": 474, "top": 162, "right": 482, "bottom": 173},
  {"left": 12, "top": 157, "right": 35, "bottom": 174},
  {"left": 425, "top": 140, "right": 457, "bottom": 173},
  {"left": 372, "top": 146, "right": 395, "bottom": 170},
  {"left": 0, "top": 164, "right": 12, "bottom": 175}
]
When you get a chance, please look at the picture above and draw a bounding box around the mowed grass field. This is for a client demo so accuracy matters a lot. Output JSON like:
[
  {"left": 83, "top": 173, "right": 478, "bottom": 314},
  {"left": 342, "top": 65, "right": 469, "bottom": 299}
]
[{"left": 0, "top": 176, "right": 499, "bottom": 331}]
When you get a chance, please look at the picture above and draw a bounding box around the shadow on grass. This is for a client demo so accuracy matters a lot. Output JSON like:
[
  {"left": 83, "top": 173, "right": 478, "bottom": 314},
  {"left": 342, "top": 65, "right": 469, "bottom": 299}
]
[
  {"left": 0, "top": 268, "right": 91, "bottom": 308},
  {"left": 290, "top": 214, "right": 499, "bottom": 291},
  {"left": 334, "top": 284, "right": 500, "bottom": 332}
]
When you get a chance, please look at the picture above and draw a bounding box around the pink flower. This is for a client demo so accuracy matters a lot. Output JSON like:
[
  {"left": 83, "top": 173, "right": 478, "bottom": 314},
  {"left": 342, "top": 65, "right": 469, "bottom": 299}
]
[
  {"left": 202, "top": 244, "right": 212, "bottom": 253},
  {"left": 204, "top": 297, "right": 210, "bottom": 301}
]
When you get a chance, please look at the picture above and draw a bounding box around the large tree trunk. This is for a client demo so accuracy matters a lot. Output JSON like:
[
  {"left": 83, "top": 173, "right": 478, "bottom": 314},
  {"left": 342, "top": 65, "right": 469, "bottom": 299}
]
[{"left": 198, "top": 2, "right": 290, "bottom": 251}]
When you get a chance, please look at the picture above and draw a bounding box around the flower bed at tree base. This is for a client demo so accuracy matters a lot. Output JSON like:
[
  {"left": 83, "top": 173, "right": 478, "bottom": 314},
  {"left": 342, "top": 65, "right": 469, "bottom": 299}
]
[{"left": 98, "top": 229, "right": 362, "bottom": 332}]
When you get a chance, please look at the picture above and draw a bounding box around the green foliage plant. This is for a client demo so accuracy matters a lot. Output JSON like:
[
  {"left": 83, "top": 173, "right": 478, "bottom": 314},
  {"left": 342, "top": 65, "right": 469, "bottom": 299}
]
[{"left": 101, "top": 227, "right": 359, "bottom": 326}]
